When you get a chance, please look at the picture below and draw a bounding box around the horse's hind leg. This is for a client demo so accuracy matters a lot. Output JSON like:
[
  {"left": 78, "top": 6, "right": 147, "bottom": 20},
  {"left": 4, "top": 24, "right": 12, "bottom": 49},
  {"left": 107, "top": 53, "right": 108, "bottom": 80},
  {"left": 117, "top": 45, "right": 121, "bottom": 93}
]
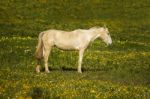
[
  {"left": 43, "top": 46, "right": 52, "bottom": 73},
  {"left": 36, "top": 59, "right": 41, "bottom": 73}
]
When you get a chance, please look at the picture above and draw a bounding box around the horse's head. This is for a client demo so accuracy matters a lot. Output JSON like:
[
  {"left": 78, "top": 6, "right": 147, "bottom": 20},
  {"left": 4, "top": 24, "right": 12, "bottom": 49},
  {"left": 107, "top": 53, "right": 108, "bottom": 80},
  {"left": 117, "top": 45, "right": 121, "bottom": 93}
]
[{"left": 99, "top": 26, "right": 112, "bottom": 45}]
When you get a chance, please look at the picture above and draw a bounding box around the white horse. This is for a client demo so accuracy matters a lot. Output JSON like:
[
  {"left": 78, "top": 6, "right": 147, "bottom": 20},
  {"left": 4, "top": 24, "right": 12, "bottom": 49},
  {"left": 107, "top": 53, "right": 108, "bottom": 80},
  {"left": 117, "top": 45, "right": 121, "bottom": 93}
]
[{"left": 35, "top": 26, "right": 112, "bottom": 73}]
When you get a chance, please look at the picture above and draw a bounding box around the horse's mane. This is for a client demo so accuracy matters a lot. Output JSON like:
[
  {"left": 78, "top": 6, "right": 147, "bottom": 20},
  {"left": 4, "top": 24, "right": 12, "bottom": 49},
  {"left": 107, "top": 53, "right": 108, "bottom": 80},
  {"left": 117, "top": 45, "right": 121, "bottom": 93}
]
[{"left": 90, "top": 26, "right": 102, "bottom": 30}]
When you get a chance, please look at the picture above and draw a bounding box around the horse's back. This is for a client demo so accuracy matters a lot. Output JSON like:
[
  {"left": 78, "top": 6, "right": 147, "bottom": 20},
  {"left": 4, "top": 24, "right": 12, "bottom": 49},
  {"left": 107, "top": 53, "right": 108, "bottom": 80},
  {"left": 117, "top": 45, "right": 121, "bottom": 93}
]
[{"left": 41, "top": 28, "right": 90, "bottom": 43}]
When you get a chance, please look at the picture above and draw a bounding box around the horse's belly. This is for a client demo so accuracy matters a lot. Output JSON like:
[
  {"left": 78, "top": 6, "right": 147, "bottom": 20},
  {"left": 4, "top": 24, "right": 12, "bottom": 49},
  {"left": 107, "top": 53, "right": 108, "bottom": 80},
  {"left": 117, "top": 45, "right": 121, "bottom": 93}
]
[{"left": 55, "top": 42, "right": 79, "bottom": 50}]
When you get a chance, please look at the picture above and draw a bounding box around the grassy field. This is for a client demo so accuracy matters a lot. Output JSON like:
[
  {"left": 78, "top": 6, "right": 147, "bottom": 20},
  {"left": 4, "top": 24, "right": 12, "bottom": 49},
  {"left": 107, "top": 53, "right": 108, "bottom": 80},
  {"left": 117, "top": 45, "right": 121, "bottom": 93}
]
[{"left": 0, "top": 0, "right": 150, "bottom": 98}]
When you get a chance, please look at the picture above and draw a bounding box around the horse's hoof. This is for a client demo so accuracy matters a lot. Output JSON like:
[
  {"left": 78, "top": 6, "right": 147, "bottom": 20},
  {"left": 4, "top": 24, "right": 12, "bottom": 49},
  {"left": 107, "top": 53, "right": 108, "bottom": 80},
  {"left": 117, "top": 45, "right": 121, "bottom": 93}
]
[
  {"left": 36, "top": 71, "right": 40, "bottom": 73},
  {"left": 78, "top": 71, "right": 82, "bottom": 74},
  {"left": 45, "top": 70, "right": 50, "bottom": 73},
  {"left": 36, "top": 69, "right": 40, "bottom": 73}
]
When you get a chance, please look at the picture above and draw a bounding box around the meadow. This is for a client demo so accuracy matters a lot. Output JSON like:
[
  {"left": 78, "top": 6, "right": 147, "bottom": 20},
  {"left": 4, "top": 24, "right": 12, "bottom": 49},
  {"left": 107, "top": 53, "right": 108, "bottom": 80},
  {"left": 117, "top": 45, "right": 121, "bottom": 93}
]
[{"left": 0, "top": 0, "right": 150, "bottom": 98}]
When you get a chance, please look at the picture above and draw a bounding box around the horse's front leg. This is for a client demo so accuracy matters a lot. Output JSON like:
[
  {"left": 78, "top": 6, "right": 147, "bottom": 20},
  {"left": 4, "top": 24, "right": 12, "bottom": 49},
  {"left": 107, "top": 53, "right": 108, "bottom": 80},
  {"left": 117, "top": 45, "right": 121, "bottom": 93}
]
[
  {"left": 78, "top": 49, "right": 85, "bottom": 73},
  {"left": 43, "top": 46, "right": 51, "bottom": 73}
]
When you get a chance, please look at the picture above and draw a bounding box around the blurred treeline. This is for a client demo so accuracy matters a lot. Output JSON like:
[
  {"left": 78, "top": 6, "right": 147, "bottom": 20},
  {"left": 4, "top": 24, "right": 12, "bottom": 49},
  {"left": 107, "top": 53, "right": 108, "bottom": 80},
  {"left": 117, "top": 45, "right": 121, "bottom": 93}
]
[{"left": 0, "top": 0, "right": 150, "bottom": 36}]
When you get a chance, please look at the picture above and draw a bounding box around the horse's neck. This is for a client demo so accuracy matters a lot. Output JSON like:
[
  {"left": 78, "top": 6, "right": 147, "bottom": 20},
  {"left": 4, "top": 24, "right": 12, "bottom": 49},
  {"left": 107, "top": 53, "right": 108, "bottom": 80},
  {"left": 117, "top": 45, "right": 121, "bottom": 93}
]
[{"left": 89, "top": 31, "right": 100, "bottom": 42}]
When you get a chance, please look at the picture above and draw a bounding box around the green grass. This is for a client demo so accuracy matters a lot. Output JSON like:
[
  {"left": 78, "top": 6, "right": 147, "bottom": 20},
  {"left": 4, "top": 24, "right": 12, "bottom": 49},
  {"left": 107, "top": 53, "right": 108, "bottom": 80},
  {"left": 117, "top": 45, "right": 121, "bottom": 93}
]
[{"left": 0, "top": 0, "right": 150, "bottom": 98}]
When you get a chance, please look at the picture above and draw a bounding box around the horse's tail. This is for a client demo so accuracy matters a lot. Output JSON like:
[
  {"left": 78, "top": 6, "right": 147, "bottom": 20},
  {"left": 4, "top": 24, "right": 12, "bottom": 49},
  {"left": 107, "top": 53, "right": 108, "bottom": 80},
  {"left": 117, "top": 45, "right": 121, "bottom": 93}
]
[{"left": 35, "top": 32, "right": 44, "bottom": 59}]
